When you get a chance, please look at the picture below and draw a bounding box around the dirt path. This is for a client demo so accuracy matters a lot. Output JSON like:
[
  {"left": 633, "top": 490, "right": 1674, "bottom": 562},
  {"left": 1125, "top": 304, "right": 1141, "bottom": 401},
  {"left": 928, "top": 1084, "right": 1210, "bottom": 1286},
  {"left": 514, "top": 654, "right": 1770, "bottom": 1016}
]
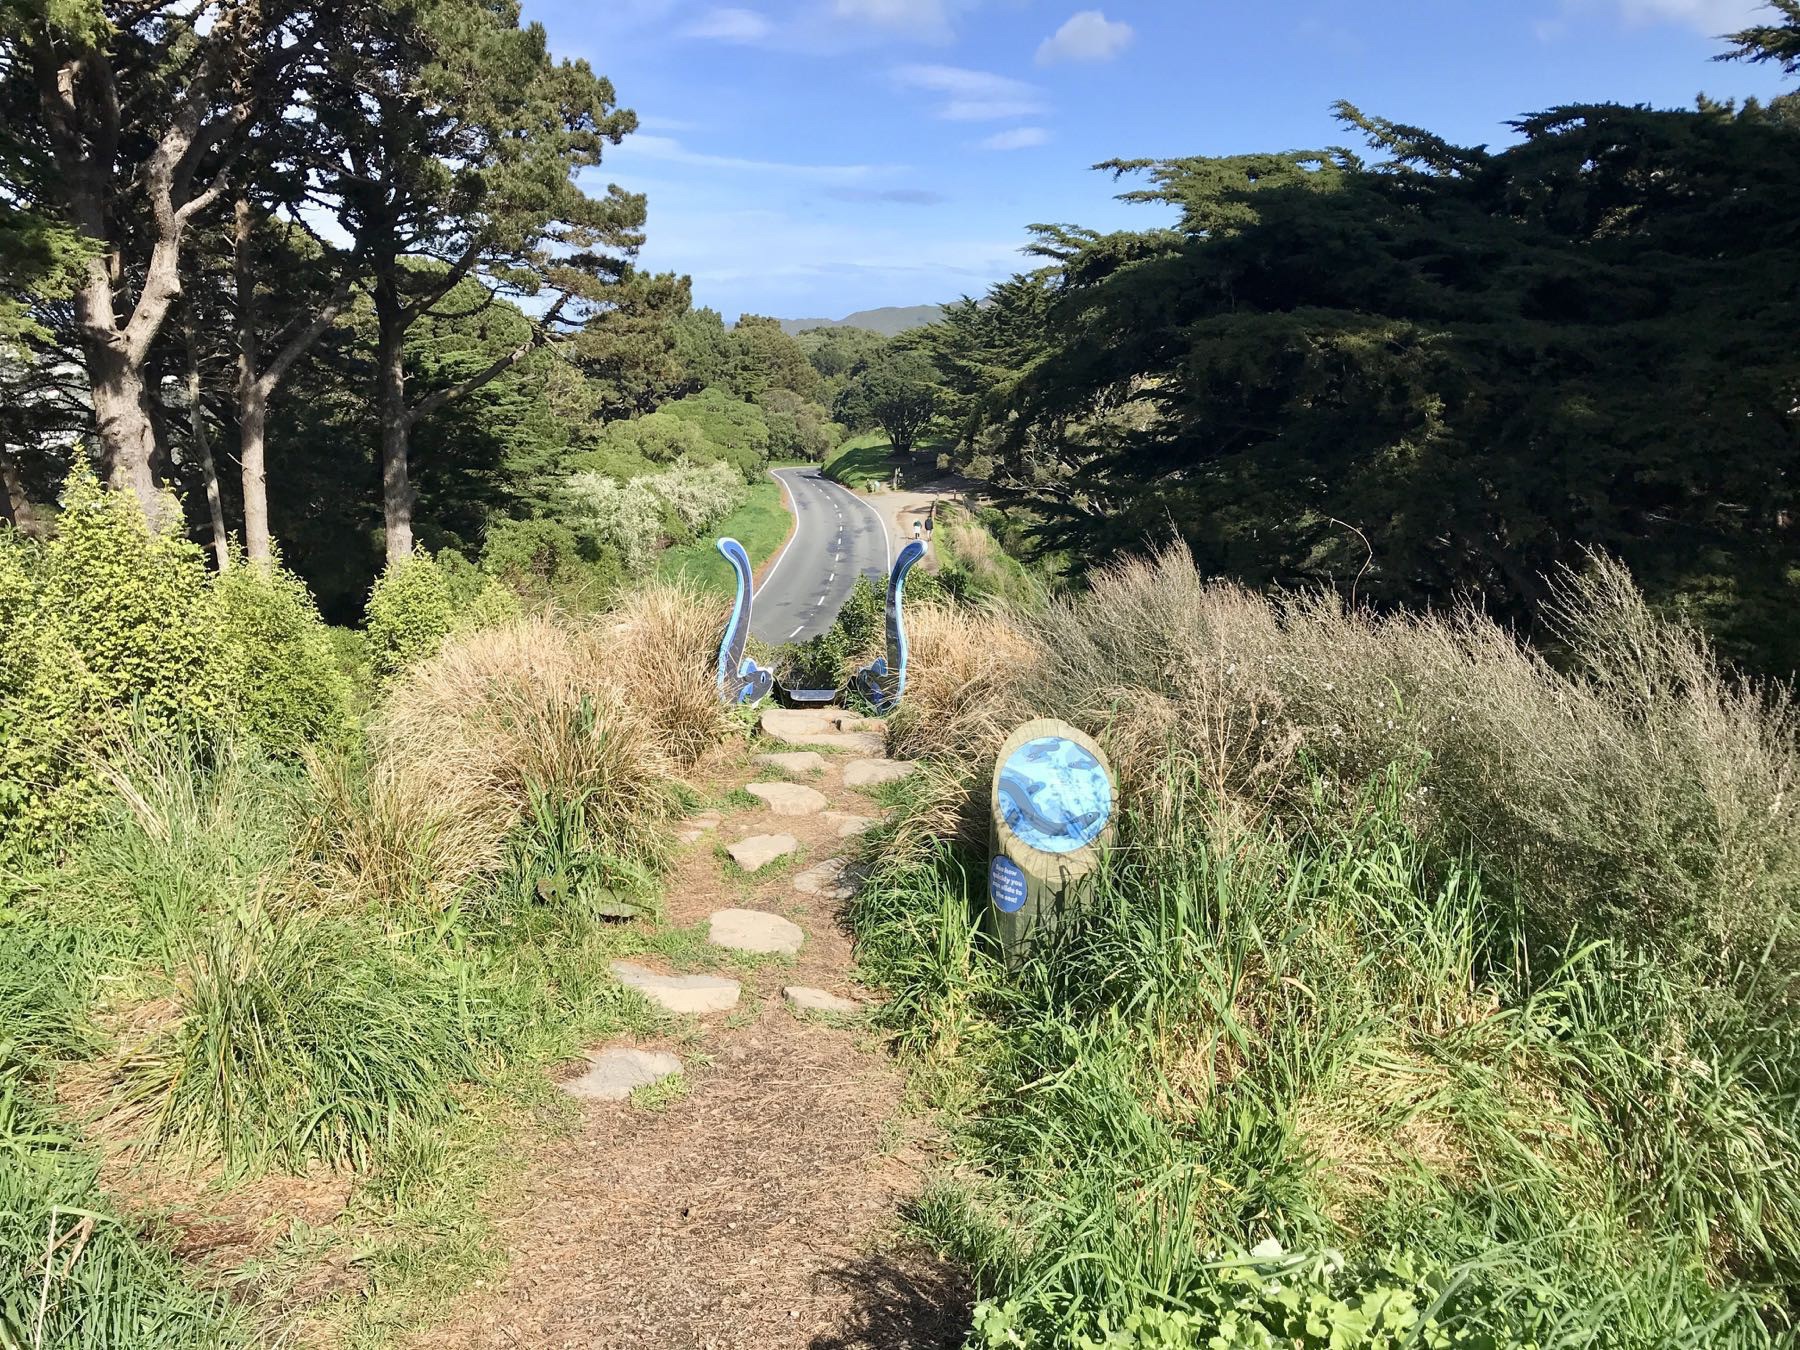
[{"left": 415, "top": 713, "right": 967, "bottom": 1349}]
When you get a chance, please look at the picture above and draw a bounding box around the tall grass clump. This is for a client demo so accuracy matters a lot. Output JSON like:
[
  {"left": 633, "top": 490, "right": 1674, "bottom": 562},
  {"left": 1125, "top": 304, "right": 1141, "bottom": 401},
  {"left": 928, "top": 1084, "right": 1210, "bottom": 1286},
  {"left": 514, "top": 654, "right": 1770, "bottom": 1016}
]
[
  {"left": 860, "top": 545, "right": 1800, "bottom": 1345},
  {"left": 0, "top": 1070, "right": 236, "bottom": 1349},
  {"left": 374, "top": 618, "right": 673, "bottom": 884}
]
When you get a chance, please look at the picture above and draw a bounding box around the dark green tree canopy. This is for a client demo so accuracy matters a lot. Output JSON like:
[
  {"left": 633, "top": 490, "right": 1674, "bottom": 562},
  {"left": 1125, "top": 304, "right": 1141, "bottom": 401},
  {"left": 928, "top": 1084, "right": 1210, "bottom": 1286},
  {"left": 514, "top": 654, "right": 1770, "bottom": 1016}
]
[
  {"left": 928, "top": 95, "right": 1800, "bottom": 671},
  {"left": 834, "top": 347, "right": 940, "bottom": 456}
]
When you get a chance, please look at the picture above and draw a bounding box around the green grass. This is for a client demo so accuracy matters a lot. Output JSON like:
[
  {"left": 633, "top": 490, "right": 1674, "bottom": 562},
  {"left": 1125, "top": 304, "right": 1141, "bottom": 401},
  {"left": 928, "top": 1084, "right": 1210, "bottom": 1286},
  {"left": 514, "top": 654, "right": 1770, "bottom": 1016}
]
[
  {"left": 0, "top": 1071, "right": 239, "bottom": 1349},
  {"left": 824, "top": 431, "right": 951, "bottom": 490},
  {"left": 0, "top": 734, "right": 694, "bottom": 1342},
  {"left": 823, "top": 431, "right": 901, "bottom": 490},
  {"left": 856, "top": 771, "right": 1786, "bottom": 1347},
  {"left": 655, "top": 477, "right": 790, "bottom": 595}
]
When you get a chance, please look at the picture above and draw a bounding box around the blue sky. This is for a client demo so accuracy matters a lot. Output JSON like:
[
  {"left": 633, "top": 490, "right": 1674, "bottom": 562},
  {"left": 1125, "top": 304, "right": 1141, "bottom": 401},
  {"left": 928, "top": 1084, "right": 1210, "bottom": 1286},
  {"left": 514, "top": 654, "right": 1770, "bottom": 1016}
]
[{"left": 521, "top": 0, "right": 1794, "bottom": 323}]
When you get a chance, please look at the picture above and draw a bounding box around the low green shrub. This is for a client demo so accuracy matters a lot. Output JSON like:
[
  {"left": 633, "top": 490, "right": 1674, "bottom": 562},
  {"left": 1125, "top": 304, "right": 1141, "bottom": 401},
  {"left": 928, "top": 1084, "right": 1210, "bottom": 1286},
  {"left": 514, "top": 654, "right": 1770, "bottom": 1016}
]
[
  {"left": 0, "top": 471, "right": 236, "bottom": 860},
  {"left": 365, "top": 552, "right": 455, "bottom": 680},
  {"left": 216, "top": 561, "right": 356, "bottom": 755}
]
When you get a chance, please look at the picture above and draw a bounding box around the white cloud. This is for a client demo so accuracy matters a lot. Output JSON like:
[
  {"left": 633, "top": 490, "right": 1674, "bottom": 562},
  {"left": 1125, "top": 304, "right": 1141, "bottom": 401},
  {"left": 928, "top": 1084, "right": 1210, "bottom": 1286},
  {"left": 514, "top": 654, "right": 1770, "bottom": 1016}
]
[
  {"left": 613, "top": 134, "right": 895, "bottom": 184},
  {"left": 980, "top": 126, "right": 1049, "bottom": 150},
  {"left": 833, "top": 0, "right": 953, "bottom": 37},
  {"left": 893, "top": 64, "right": 1049, "bottom": 119},
  {"left": 1035, "top": 10, "right": 1135, "bottom": 65},
  {"left": 682, "top": 6, "right": 773, "bottom": 41},
  {"left": 1583, "top": 0, "right": 1765, "bottom": 29}
]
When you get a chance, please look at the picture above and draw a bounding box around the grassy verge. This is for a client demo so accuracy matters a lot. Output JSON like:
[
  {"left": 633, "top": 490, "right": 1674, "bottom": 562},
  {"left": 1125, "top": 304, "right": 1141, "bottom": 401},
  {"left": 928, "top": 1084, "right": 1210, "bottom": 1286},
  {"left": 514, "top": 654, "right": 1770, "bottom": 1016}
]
[
  {"left": 0, "top": 586, "right": 734, "bottom": 1345},
  {"left": 853, "top": 550, "right": 1800, "bottom": 1347},
  {"left": 656, "top": 476, "right": 790, "bottom": 595},
  {"left": 824, "top": 432, "right": 903, "bottom": 489}
]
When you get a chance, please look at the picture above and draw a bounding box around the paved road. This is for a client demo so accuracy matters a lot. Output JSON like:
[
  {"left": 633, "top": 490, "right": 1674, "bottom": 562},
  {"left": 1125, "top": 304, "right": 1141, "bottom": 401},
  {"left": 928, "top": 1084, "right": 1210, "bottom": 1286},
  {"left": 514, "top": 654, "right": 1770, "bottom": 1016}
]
[{"left": 752, "top": 467, "right": 891, "bottom": 644}]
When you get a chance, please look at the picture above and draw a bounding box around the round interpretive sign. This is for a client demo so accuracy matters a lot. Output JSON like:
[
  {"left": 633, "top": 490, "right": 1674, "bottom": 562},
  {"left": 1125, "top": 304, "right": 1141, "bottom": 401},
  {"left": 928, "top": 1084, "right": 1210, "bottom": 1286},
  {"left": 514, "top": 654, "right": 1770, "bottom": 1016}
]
[
  {"left": 989, "top": 855, "right": 1029, "bottom": 914},
  {"left": 996, "top": 735, "right": 1114, "bottom": 855}
]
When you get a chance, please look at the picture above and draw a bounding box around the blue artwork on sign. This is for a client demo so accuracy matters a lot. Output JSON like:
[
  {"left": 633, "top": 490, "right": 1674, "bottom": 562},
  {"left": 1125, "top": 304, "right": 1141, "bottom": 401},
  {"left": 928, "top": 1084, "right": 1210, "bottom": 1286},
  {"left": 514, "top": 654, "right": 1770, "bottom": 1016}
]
[
  {"left": 714, "top": 538, "right": 773, "bottom": 706},
  {"left": 997, "top": 736, "right": 1113, "bottom": 854},
  {"left": 990, "top": 855, "right": 1028, "bottom": 914},
  {"left": 854, "top": 539, "right": 927, "bottom": 715}
]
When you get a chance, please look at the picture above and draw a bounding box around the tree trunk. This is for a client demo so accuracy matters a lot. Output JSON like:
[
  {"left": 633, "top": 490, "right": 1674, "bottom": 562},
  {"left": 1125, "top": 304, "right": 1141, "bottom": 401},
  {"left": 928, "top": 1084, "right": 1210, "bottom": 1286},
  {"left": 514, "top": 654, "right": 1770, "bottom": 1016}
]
[
  {"left": 86, "top": 331, "right": 169, "bottom": 527},
  {"left": 375, "top": 272, "right": 414, "bottom": 563},
  {"left": 0, "top": 450, "right": 41, "bottom": 537},
  {"left": 184, "top": 325, "right": 230, "bottom": 570},
  {"left": 235, "top": 198, "right": 271, "bottom": 566}
]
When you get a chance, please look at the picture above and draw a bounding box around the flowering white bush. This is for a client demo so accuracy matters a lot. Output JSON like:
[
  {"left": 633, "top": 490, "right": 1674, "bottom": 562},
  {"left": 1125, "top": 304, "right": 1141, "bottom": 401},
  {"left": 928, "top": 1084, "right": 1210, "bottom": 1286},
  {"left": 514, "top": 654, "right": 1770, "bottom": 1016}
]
[
  {"left": 565, "top": 460, "right": 745, "bottom": 575},
  {"left": 565, "top": 473, "right": 664, "bottom": 574},
  {"left": 650, "top": 458, "right": 742, "bottom": 535}
]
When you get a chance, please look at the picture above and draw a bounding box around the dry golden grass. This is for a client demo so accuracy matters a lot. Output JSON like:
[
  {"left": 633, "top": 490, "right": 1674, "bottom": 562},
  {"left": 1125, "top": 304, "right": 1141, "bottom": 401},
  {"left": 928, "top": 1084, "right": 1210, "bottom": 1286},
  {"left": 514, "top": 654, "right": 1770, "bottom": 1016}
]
[
  {"left": 603, "top": 580, "right": 732, "bottom": 770},
  {"left": 891, "top": 545, "right": 1800, "bottom": 980},
  {"left": 307, "top": 749, "right": 504, "bottom": 912},
  {"left": 376, "top": 618, "right": 672, "bottom": 868},
  {"left": 319, "top": 588, "right": 727, "bottom": 909}
]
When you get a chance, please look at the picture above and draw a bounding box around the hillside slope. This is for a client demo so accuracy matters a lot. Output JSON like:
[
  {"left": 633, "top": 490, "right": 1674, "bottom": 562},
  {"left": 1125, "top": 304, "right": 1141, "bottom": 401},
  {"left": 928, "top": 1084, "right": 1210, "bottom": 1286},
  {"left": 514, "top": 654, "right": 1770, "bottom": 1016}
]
[{"left": 778, "top": 305, "right": 943, "bottom": 337}]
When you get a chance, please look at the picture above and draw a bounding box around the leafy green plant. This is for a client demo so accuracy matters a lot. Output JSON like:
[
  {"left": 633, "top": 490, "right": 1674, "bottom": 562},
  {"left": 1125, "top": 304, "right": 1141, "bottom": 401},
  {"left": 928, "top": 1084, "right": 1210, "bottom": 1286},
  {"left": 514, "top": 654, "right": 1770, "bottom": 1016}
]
[
  {"left": 216, "top": 559, "right": 356, "bottom": 755},
  {"left": 0, "top": 470, "right": 237, "bottom": 860},
  {"left": 365, "top": 552, "right": 456, "bottom": 681},
  {"left": 0, "top": 1069, "right": 236, "bottom": 1348}
]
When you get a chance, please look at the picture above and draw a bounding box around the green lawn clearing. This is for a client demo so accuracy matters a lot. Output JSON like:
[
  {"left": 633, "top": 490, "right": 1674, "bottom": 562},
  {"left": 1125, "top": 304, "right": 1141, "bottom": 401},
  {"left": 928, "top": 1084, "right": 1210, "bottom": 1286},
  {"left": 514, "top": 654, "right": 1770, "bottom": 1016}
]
[{"left": 656, "top": 476, "right": 791, "bottom": 595}]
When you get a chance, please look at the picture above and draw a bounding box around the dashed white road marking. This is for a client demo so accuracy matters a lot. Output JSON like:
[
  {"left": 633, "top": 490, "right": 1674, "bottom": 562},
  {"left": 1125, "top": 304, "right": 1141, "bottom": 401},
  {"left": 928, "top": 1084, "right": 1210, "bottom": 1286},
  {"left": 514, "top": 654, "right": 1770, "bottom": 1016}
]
[{"left": 788, "top": 624, "right": 804, "bottom": 638}]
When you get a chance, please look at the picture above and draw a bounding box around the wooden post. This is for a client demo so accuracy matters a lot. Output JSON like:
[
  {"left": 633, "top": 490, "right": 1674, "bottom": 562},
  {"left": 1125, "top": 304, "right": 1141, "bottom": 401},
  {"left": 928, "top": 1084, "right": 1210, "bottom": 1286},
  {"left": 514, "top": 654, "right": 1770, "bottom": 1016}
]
[{"left": 985, "top": 718, "right": 1116, "bottom": 956}]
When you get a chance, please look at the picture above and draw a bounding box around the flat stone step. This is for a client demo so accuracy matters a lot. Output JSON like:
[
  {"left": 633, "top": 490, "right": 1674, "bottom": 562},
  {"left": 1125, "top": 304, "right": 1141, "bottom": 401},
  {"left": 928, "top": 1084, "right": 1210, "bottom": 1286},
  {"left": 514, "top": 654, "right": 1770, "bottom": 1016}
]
[
  {"left": 844, "top": 758, "right": 916, "bottom": 789},
  {"left": 609, "top": 961, "right": 741, "bottom": 1015},
  {"left": 746, "top": 781, "right": 830, "bottom": 816},
  {"left": 760, "top": 708, "right": 839, "bottom": 741},
  {"left": 560, "top": 1047, "right": 682, "bottom": 1101},
  {"left": 824, "top": 811, "right": 878, "bottom": 838},
  {"left": 675, "top": 812, "right": 724, "bottom": 845},
  {"left": 727, "top": 833, "right": 800, "bottom": 871},
  {"left": 708, "top": 907, "right": 805, "bottom": 955},
  {"left": 798, "top": 731, "right": 887, "bottom": 755},
  {"left": 793, "top": 858, "right": 856, "bottom": 900},
  {"left": 783, "top": 987, "right": 862, "bottom": 1015},
  {"left": 753, "top": 751, "right": 826, "bottom": 777}
]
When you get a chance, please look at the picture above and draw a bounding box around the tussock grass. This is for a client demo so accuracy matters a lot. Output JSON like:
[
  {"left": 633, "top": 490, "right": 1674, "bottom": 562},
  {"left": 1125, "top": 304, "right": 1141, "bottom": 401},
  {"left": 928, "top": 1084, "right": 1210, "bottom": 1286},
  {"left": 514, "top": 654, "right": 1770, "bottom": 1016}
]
[
  {"left": 0, "top": 1070, "right": 237, "bottom": 1349},
  {"left": 858, "top": 546, "right": 1800, "bottom": 1345}
]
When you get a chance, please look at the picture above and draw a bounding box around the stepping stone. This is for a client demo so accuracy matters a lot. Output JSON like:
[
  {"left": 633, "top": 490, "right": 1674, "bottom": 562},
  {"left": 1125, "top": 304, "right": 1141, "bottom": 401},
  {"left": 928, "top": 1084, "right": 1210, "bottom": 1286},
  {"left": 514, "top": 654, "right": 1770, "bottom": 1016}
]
[
  {"left": 708, "top": 907, "right": 805, "bottom": 955},
  {"left": 801, "top": 731, "right": 887, "bottom": 755},
  {"left": 824, "top": 811, "right": 878, "bottom": 838},
  {"left": 837, "top": 717, "right": 887, "bottom": 734},
  {"left": 560, "top": 1047, "right": 682, "bottom": 1102},
  {"left": 727, "top": 833, "right": 800, "bottom": 871},
  {"left": 783, "top": 987, "right": 862, "bottom": 1015},
  {"left": 609, "top": 961, "right": 741, "bottom": 1015},
  {"left": 793, "top": 858, "right": 855, "bottom": 900},
  {"left": 754, "top": 751, "right": 826, "bottom": 777},
  {"left": 746, "top": 781, "right": 829, "bottom": 816},
  {"left": 675, "top": 812, "right": 724, "bottom": 845},
  {"left": 761, "top": 708, "right": 838, "bottom": 741},
  {"left": 845, "top": 758, "right": 916, "bottom": 789}
]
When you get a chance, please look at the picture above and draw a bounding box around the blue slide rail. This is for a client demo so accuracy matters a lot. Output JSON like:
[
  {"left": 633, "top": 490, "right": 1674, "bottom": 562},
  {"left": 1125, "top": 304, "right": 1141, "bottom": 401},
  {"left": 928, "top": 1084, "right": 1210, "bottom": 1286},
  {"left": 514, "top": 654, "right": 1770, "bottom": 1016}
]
[
  {"left": 854, "top": 539, "right": 927, "bottom": 715},
  {"left": 715, "top": 538, "right": 773, "bottom": 705}
]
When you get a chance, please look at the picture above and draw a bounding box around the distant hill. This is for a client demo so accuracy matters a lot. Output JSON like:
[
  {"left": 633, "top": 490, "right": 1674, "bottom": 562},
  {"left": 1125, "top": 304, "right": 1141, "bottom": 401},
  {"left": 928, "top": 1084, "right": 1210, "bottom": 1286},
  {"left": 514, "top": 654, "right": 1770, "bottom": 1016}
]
[{"left": 778, "top": 305, "right": 944, "bottom": 338}]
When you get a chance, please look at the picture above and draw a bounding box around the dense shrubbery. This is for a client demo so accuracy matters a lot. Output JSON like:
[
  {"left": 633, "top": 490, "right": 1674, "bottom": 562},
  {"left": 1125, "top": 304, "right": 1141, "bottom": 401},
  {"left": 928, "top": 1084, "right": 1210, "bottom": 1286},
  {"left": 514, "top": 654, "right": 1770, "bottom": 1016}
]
[
  {"left": 0, "top": 473, "right": 367, "bottom": 859},
  {"left": 859, "top": 546, "right": 1800, "bottom": 1345},
  {"left": 565, "top": 459, "right": 746, "bottom": 576},
  {"left": 0, "top": 561, "right": 732, "bottom": 1338},
  {"left": 216, "top": 561, "right": 356, "bottom": 755}
]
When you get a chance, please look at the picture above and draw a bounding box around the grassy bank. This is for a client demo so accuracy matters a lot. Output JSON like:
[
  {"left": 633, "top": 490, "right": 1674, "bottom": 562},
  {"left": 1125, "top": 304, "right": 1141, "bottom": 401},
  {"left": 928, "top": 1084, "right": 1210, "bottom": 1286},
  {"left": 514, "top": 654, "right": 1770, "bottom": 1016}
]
[
  {"left": 0, "top": 495, "right": 736, "bottom": 1344},
  {"left": 655, "top": 476, "right": 791, "bottom": 595},
  {"left": 824, "top": 433, "right": 950, "bottom": 493},
  {"left": 851, "top": 548, "right": 1800, "bottom": 1347}
]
